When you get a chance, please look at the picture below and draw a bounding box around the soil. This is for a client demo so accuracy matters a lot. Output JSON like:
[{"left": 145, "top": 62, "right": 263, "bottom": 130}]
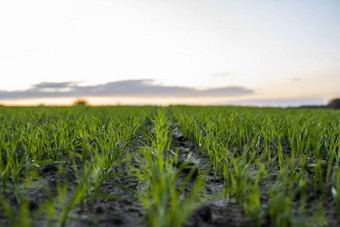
[{"left": 1, "top": 121, "right": 339, "bottom": 227}]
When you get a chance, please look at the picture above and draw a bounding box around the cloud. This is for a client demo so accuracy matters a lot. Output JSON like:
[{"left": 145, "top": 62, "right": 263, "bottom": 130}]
[
  {"left": 0, "top": 79, "right": 253, "bottom": 100},
  {"left": 222, "top": 97, "right": 325, "bottom": 107},
  {"left": 30, "top": 81, "right": 79, "bottom": 89}
]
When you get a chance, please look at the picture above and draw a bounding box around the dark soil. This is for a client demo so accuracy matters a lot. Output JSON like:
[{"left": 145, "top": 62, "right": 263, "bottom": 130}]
[{"left": 1, "top": 123, "right": 339, "bottom": 227}]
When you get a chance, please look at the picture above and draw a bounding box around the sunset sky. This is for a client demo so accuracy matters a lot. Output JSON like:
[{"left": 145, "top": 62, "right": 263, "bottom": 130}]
[{"left": 1, "top": 0, "right": 339, "bottom": 106}]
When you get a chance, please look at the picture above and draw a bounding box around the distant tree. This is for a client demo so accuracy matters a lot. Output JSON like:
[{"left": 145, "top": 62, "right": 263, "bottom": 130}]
[
  {"left": 73, "top": 98, "right": 88, "bottom": 106},
  {"left": 328, "top": 98, "right": 340, "bottom": 109}
]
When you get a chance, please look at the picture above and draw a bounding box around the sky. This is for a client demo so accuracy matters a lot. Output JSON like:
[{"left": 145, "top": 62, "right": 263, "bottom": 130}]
[{"left": 0, "top": 0, "right": 339, "bottom": 106}]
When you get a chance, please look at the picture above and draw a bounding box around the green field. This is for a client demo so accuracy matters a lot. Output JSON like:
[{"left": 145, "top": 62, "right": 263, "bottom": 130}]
[{"left": 0, "top": 106, "right": 339, "bottom": 226}]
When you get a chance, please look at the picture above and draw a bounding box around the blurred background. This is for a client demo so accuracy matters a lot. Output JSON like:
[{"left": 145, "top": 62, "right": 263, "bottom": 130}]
[{"left": 0, "top": 0, "right": 339, "bottom": 107}]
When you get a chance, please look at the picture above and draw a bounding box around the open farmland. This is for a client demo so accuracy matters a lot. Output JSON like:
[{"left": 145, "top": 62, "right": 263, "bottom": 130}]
[{"left": 0, "top": 106, "right": 339, "bottom": 227}]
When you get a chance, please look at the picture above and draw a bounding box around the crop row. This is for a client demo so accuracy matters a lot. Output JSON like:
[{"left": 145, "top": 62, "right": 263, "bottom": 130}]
[
  {"left": 0, "top": 106, "right": 339, "bottom": 226},
  {"left": 171, "top": 106, "right": 340, "bottom": 226}
]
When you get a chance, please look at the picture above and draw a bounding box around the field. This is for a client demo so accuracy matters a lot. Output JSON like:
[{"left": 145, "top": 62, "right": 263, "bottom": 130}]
[{"left": 0, "top": 106, "right": 339, "bottom": 227}]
